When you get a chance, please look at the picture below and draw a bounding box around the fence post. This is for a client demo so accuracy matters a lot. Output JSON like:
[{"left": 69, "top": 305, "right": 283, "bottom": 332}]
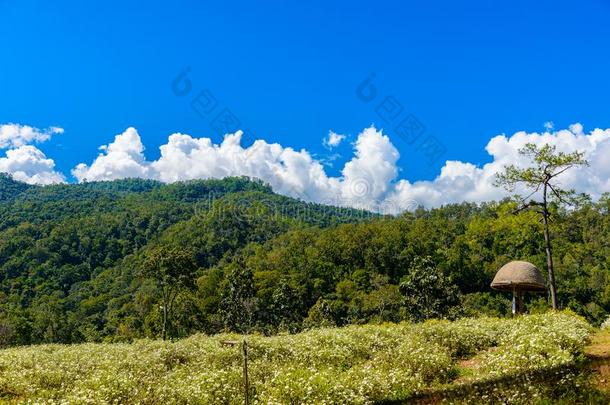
[
  {"left": 220, "top": 339, "right": 250, "bottom": 404},
  {"left": 243, "top": 339, "right": 249, "bottom": 405}
]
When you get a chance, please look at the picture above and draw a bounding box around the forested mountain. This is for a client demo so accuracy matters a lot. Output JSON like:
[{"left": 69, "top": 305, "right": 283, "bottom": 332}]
[
  {"left": 0, "top": 175, "right": 609, "bottom": 346},
  {"left": 0, "top": 174, "right": 32, "bottom": 203}
]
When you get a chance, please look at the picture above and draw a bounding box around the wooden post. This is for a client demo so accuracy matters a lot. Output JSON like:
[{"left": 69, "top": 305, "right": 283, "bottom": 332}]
[
  {"left": 517, "top": 290, "right": 523, "bottom": 314},
  {"left": 512, "top": 288, "right": 516, "bottom": 315},
  {"left": 511, "top": 289, "right": 524, "bottom": 315},
  {"left": 220, "top": 339, "right": 250, "bottom": 405},
  {"left": 243, "top": 339, "right": 249, "bottom": 405},
  {"left": 512, "top": 289, "right": 524, "bottom": 314}
]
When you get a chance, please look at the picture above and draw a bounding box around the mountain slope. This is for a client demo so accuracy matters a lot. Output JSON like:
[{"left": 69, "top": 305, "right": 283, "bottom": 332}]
[
  {"left": 0, "top": 174, "right": 32, "bottom": 203},
  {"left": 1, "top": 176, "right": 609, "bottom": 346},
  {"left": 0, "top": 176, "right": 375, "bottom": 345}
]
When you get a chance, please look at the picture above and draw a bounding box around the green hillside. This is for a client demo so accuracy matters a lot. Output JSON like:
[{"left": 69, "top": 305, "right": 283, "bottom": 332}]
[
  {"left": 0, "top": 174, "right": 31, "bottom": 203},
  {"left": 0, "top": 176, "right": 375, "bottom": 345},
  {"left": 0, "top": 176, "right": 610, "bottom": 346}
]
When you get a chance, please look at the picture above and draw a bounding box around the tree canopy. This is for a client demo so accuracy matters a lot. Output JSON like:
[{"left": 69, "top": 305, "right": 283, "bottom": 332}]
[{"left": 0, "top": 175, "right": 609, "bottom": 346}]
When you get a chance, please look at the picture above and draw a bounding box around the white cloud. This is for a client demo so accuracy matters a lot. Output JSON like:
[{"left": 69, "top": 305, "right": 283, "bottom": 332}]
[
  {"left": 70, "top": 123, "right": 610, "bottom": 213},
  {"left": 0, "top": 123, "right": 65, "bottom": 185},
  {"left": 71, "top": 126, "right": 399, "bottom": 210},
  {"left": 4, "top": 122, "right": 607, "bottom": 208},
  {"left": 0, "top": 145, "right": 65, "bottom": 185},
  {"left": 0, "top": 124, "right": 63, "bottom": 149},
  {"left": 387, "top": 124, "right": 610, "bottom": 211},
  {"left": 323, "top": 131, "right": 346, "bottom": 149},
  {"left": 72, "top": 127, "right": 151, "bottom": 182}
]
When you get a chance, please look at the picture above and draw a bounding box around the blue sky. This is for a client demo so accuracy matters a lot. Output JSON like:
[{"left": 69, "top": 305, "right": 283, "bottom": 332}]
[{"left": 1, "top": 0, "right": 610, "bottom": 190}]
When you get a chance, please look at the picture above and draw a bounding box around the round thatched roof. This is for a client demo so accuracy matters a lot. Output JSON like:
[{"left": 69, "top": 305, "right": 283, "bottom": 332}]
[{"left": 490, "top": 261, "right": 546, "bottom": 292}]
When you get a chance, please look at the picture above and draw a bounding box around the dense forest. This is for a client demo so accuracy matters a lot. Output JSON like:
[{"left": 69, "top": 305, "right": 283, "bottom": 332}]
[{"left": 0, "top": 173, "right": 609, "bottom": 346}]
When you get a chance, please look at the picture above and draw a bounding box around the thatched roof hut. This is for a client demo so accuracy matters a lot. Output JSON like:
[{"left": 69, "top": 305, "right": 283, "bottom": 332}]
[
  {"left": 491, "top": 261, "right": 546, "bottom": 314},
  {"left": 491, "top": 261, "right": 546, "bottom": 292}
]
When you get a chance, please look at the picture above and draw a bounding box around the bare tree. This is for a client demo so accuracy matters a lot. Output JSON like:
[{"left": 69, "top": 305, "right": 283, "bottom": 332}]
[{"left": 494, "top": 143, "right": 588, "bottom": 309}]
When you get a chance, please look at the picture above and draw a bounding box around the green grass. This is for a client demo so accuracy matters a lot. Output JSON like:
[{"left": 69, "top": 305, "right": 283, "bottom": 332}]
[{"left": 0, "top": 311, "right": 595, "bottom": 404}]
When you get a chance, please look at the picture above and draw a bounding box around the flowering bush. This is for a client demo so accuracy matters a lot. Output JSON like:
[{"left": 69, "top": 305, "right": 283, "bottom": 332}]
[
  {"left": 601, "top": 316, "right": 610, "bottom": 330},
  {"left": 0, "top": 311, "right": 591, "bottom": 404},
  {"left": 477, "top": 312, "right": 591, "bottom": 377}
]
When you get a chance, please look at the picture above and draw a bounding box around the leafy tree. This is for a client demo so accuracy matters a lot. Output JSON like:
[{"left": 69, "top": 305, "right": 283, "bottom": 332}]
[
  {"left": 305, "top": 298, "right": 337, "bottom": 327},
  {"left": 218, "top": 264, "right": 259, "bottom": 333},
  {"left": 0, "top": 319, "right": 15, "bottom": 347},
  {"left": 269, "top": 278, "right": 303, "bottom": 332},
  {"left": 140, "top": 246, "right": 197, "bottom": 340},
  {"left": 360, "top": 274, "right": 403, "bottom": 323},
  {"left": 461, "top": 292, "right": 511, "bottom": 317},
  {"left": 494, "top": 143, "right": 588, "bottom": 309},
  {"left": 399, "top": 256, "right": 460, "bottom": 321}
]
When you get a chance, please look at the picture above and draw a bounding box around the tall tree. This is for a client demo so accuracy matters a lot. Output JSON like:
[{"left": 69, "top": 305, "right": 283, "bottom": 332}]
[
  {"left": 494, "top": 143, "right": 588, "bottom": 309},
  {"left": 219, "top": 264, "right": 259, "bottom": 333},
  {"left": 140, "top": 246, "right": 197, "bottom": 340},
  {"left": 399, "top": 256, "right": 460, "bottom": 321}
]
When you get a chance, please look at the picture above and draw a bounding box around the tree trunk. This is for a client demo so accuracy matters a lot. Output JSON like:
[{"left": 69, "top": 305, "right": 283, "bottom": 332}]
[
  {"left": 542, "top": 182, "right": 558, "bottom": 310},
  {"left": 513, "top": 290, "right": 524, "bottom": 315},
  {"left": 162, "top": 294, "right": 168, "bottom": 341}
]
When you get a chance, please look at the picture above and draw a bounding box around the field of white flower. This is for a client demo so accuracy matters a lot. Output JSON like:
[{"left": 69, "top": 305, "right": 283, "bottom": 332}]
[{"left": 0, "top": 311, "right": 593, "bottom": 404}]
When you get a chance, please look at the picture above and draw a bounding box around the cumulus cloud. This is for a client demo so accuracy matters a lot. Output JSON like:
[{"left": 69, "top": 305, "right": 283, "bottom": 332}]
[
  {"left": 0, "top": 145, "right": 65, "bottom": 185},
  {"left": 0, "top": 124, "right": 63, "bottom": 149},
  {"left": 72, "top": 127, "right": 151, "bottom": 182},
  {"left": 71, "top": 126, "right": 400, "bottom": 210},
  {"left": 70, "top": 124, "right": 610, "bottom": 213},
  {"left": 387, "top": 124, "right": 610, "bottom": 211},
  {"left": 0, "top": 123, "right": 65, "bottom": 184},
  {"left": 323, "top": 131, "right": 346, "bottom": 149}
]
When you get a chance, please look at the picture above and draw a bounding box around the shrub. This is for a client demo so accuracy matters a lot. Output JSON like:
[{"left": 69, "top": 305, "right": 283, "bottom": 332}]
[{"left": 0, "top": 311, "right": 591, "bottom": 404}]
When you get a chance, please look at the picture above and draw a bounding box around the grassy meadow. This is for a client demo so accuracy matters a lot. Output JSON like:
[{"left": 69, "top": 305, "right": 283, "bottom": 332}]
[{"left": 0, "top": 311, "right": 599, "bottom": 404}]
